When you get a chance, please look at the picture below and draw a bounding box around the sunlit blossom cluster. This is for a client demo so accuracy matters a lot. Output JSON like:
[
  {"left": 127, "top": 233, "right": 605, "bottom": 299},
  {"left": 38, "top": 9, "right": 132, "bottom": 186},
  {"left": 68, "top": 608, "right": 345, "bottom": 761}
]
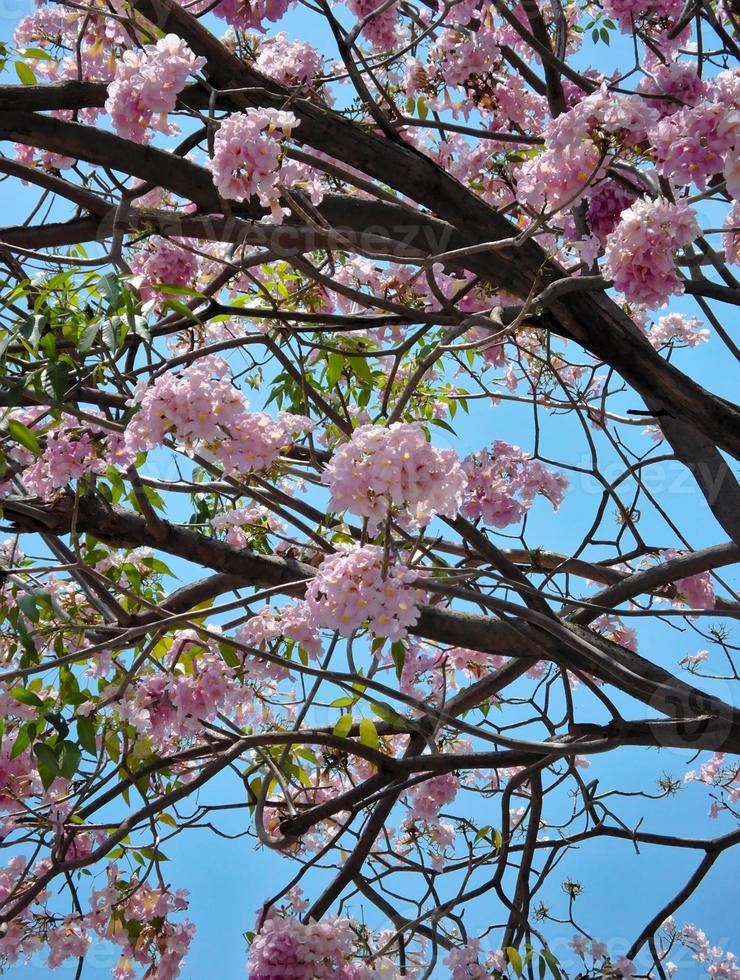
[
  {"left": 238, "top": 601, "right": 323, "bottom": 664},
  {"left": 124, "top": 358, "right": 313, "bottom": 475},
  {"left": 460, "top": 441, "right": 568, "bottom": 528},
  {"left": 120, "top": 632, "right": 243, "bottom": 750},
  {"left": 663, "top": 919, "right": 740, "bottom": 979},
  {"left": 323, "top": 422, "right": 468, "bottom": 532},
  {"left": 406, "top": 772, "right": 459, "bottom": 822},
  {"left": 105, "top": 35, "right": 205, "bottom": 142},
  {"left": 255, "top": 34, "right": 323, "bottom": 87},
  {"left": 247, "top": 914, "right": 371, "bottom": 979},
  {"left": 662, "top": 549, "right": 716, "bottom": 609},
  {"left": 604, "top": 196, "right": 700, "bottom": 307},
  {"left": 305, "top": 545, "right": 427, "bottom": 640},
  {"left": 205, "top": 108, "right": 299, "bottom": 222},
  {"left": 131, "top": 237, "right": 201, "bottom": 303},
  {"left": 648, "top": 312, "right": 710, "bottom": 349}
]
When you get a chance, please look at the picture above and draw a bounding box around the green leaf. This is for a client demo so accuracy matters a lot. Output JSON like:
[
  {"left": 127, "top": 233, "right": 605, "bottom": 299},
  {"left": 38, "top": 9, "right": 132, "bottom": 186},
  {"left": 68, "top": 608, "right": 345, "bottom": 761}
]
[
  {"left": 332, "top": 714, "right": 353, "bottom": 737},
  {"left": 10, "top": 686, "right": 43, "bottom": 708},
  {"left": 359, "top": 718, "right": 380, "bottom": 751},
  {"left": 371, "top": 703, "right": 405, "bottom": 727},
  {"left": 152, "top": 282, "right": 206, "bottom": 298},
  {"left": 391, "top": 641, "right": 406, "bottom": 680},
  {"left": 330, "top": 696, "right": 355, "bottom": 708},
  {"left": 17, "top": 592, "right": 40, "bottom": 623},
  {"left": 541, "top": 949, "right": 562, "bottom": 980},
  {"left": 347, "top": 355, "right": 373, "bottom": 385},
  {"left": 506, "top": 947, "right": 523, "bottom": 978},
  {"left": 15, "top": 61, "right": 36, "bottom": 85},
  {"left": 41, "top": 361, "right": 74, "bottom": 404},
  {"left": 58, "top": 740, "right": 82, "bottom": 779},
  {"left": 77, "top": 320, "right": 100, "bottom": 353},
  {"left": 6, "top": 419, "right": 42, "bottom": 457},
  {"left": 101, "top": 316, "right": 121, "bottom": 352},
  {"left": 11, "top": 722, "right": 36, "bottom": 758},
  {"left": 77, "top": 716, "right": 97, "bottom": 755},
  {"left": 34, "top": 742, "right": 60, "bottom": 788},
  {"left": 97, "top": 271, "right": 120, "bottom": 308},
  {"left": 326, "top": 353, "right": 345, "bottom": 388}
]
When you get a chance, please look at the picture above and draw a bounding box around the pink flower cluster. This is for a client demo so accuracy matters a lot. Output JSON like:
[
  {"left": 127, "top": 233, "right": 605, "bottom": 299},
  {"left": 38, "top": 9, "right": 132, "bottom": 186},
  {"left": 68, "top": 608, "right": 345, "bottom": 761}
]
[
  {"left": 255, "top": 34, "right": 323, "bottom": 87},
  {"left": 517, "top": 140, "right": 603, "bottom": 214},
  {"left": 443, "top": 940, "right": 489, "bottom": 980},
  {"left": 569, "top": 936, "right": 636, "bottom": 977},
  {"left": 662, "top": 549, "right": 715, "bottom": 610},
  {"left": 131, "top": 237, "right": 200, "bottom": 303},
  {"left": 593, "top": 614, "right": 638, "bottom": 652},
  {"left": 120, "top": 632, "right": 242, "bottom": 749},
  {"left": 247, "top": 914, "right": 370, "bottom": 979},
  {"left": 87, "top": 867, "right": 194, "bottom": 980},
  {"left": 345, "top": 0, "right": 400, "bottom": 49},
  {"left": 205, "top": 109, "right": 298, "bottom": 222},
  {"left": 517, "top": 88, "right": 656, "bottom": 213},
  {"left": 649, "top": 312, "right": 709, "bottom": 349},
  {"left": 238, "top": 602, "right": 323, "bottom": 663},
  {"left": 0, "top": 858, "right": 194, "bottom": 977},
  {"left": 323, "top": 422, "right": 468, "bottom": 533},
  {"left": 211, "top": 504, "right": 285, "bottom": 548},
  {"left": 211, "top": 0, "right": 290, "bottom": 32},
  {"left": 725, "top": 200, "right": 740, "bottom": 265},
  {"left": 304, "top": 545, "right": 428, "bottom": 640},
  {"left": 601, "top": 0, "right": 682, "bottom": 31},
  {"left": 124, "top": 358, "right": 313, "bottom": 476},
  {"left": 430, "top": 25, "right": 500, "bottom": 89},
  {"left": 653, "top": 103, "right": 738, "bottom": 192},
  {"left": 461, "top": 441, "right": 568, "bottom": 528},
  {"left": 603, "top": 196, "right": 699, "bottom": 307},
  {"left": 586, "top": 180, "right": 639, "bottom": 243},
  {"left": 406, "top": 772, "right": 459, "bottom": 822},
  {"left": 105, "top": 35, "right": 205, "bottom": 142},
  {"left": 22, "top": 423, "right": 132, "bottom": 500},
  {"left": 443, "top": 941, "right": 509, "bottom": 979},
  {"left": 684, "top": 752, "right": 740, "bottom": 818},
  {"left": 637, "top": 60, "right": 706, "bottom": 117},
  {"left": 664, "top": 920, "right": 740, "bottom": 979}
]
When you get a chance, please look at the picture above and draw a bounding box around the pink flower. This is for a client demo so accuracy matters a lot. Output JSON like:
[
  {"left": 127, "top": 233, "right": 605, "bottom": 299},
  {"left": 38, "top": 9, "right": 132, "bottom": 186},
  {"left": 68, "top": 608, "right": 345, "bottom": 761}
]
[
  {"left": 461, "top": 441, "right": 568, "bottom": 528},
  {"left": 131, "top": 237, "right": 200, "bottom": 303},
  {"left": 649, "top": 313, "right": 709, "bottom": 349},
  {"left": 586, "top": 180, "right": 640, "bottom": 243},
  {"left": 601, "top": 0, "right": 682, "bottom": 31},
  {"left": 604, "top": 196, "right": 699, "bottom": 307},
  {"left": 255, "top": 34, "right": 323, "bottom": 87},
  {"left": 238, "top": 602, "right": 323, "bottom": 667},
  {"left": 305, "top": 545, "right": 427, "bottom": 641},
  {"left": 247, "top": 915, "right": 364, "bottom": 979},
  {"left": 323, "top": 422, "right": 467, "bottom": 533},
  {"left": 724, "top": 200, "right": 740, "bottom": 264},
  {"left": 124, "top": 357, "right": 313, "bottom": 475},
  {"left": 211, "top": 0, "right": 291, "bottom": 32},
  {"left": 105, "top": 35, "right": 205, "bottom": 142},
  {"left": 406, "top": 772, "right": 459, "bottom": 822},
  {"left": 662, "top": 549, "right": 715, "bottom": 609},
  {"left": 443, "top": 939, "right": 488, "bottom": 979},
  {"left": 205, "top": 109, "right": 298, "bottom": 222}
]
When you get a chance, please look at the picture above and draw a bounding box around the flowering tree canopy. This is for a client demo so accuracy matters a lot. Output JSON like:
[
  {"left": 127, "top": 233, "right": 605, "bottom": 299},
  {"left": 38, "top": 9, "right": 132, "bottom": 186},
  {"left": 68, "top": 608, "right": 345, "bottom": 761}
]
[{"left": 0, "top": 0, "right": 738, "bottom": 974}]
